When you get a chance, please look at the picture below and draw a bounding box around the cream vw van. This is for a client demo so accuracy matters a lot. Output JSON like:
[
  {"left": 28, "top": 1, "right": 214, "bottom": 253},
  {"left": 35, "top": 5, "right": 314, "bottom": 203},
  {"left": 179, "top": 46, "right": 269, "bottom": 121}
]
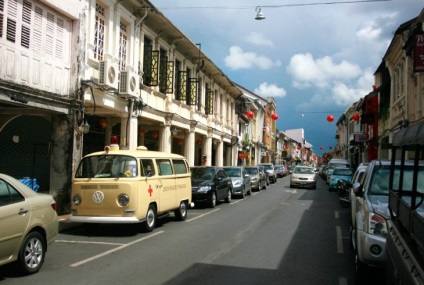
[{"left": 70, "top": 142, "right": 192, "bottom": 232}]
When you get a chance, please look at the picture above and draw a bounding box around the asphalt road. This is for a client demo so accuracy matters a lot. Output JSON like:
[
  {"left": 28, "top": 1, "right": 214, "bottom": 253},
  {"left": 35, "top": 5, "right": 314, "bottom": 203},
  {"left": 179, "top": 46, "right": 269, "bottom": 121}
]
[{"left": 0, "top": 175, "right": 386, "bottom": 285}]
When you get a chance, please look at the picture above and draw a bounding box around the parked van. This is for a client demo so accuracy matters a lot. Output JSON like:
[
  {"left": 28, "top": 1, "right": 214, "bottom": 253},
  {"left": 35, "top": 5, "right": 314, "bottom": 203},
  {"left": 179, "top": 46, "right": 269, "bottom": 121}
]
[
  {"left": 70, "top": 138, "right": 192, "bottom": 232},
  {"left": 326, "top": 158, "right": 349, "bottom": 184}
]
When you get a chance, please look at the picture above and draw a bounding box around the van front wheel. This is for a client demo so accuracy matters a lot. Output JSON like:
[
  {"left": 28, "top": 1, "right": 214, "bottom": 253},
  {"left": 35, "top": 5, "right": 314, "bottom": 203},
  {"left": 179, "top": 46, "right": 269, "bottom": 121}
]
[
  {"left": 174, "top": 201, "right": 188, "bottom": 221},
  {"left": 143, "top": 204, "right": 157, "bottom": 232}
]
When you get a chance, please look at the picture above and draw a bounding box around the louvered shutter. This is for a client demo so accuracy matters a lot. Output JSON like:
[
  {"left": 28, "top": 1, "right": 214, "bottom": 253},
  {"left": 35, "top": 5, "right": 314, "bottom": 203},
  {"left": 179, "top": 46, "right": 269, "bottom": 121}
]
[
  {"left": 176, "top": 70, "right": 187, "bottom": 101},
  {"left": 165, "top": 61, "right": 174, "bottom": 93},
  {"left": 187, "top": 78, "right": 198, "bottom": 105},
  {"left": 205, "top": 89, "right": 214, "bottom": 115}
]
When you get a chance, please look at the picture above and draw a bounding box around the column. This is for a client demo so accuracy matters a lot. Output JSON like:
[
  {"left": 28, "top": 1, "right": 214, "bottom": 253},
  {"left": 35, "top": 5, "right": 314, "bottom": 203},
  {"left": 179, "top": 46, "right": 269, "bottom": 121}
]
[
  {"left": 127, "top": 116, "right": 138, "bottom": 150},
  {"left": 160, "top": 125, "right": 171, "bottom": 153},
  {"left": 185, "top": 130, "right": 195, "bottom": 166},
  {"left": 215, "top": 139, "right": 223, "bottom": 166},
  {"left": 204, "top": 136, "right": 212, "bottom": 166}
]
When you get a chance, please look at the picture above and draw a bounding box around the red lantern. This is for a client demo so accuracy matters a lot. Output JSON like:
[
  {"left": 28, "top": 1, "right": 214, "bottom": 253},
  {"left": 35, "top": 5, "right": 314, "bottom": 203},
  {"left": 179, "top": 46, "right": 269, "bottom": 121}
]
[
  {"left": 196, "top": 139, "right": 202, "bottom": 145},
  {"left": 372, "top": 84, "right": 377, "bottom": 91},
  {"left": 152, "top": 131, "right": 158, "bottom": 139},
  {"left": 320, "top": 146, "right": 323, "bottom": 150},
  {"left": 98, "top": 119, "right": 109, "bottom": 128},
  {"left": 138, "top": 129, "right": 145, "bottom": 136},
  {"left": 285, "top": 145, "right": 289, "bottom": 149},
  {"left": 271, "top": 113, "right": 279, "bottom": 121},
  {"left": 352, "top": 113, "right": 360, "bottom": 121},
  {"left": 177, "top": 139, "right": 183, "bottom": 145},
  {"left": 327, "top": 115, "right": 334, "bottom": 123},
  {"left": 297, "top": 145, "right": 300, "bottom": 150},
  {"left": 246, "top": 110, "right": 254, "bottom": 119}
]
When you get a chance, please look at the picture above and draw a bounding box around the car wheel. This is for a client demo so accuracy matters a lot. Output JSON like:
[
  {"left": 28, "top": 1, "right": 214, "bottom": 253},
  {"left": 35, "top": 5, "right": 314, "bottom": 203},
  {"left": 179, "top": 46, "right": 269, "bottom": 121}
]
[
  {"left": 312, "top": 184, "right": 316, "bottom": 190},
  {"left": 174, "top": 200, "right": 188, "bottom": 221},
  {"left": 210, "top": 192, "right": 217, "bottom": 208},
  {"left": 241, "top": 188, "right": 245, "bottom": 198},
  {"left": 290, "top": 184, "right": 293, "bottom": 188},
  {"left": 354, "top": 250, "right": 368, "bottom": 283},
  {"left": 262, "top": 182, "right": 267, "bottom": 190},
  {"left": 17, "top": 231, "right": 46, "bottom": 274},
  {"left": 143, "top": 204, "right": 157, "bottom": 232},
  {"left": 225, "top": 189, "right": 232, "bottom": 203},
  {"left": 248, "top": 188, "right": 252, "bottom": 195}
]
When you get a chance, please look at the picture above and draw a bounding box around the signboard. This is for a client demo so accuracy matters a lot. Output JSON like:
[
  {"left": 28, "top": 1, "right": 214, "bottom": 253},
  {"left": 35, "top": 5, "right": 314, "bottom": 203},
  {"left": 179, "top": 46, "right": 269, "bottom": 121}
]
[
  {"left": 238, "top": 153, "right": 249, "bottom": 159},
  {"left": 414, "top": 32, "right": 424, "bottom": 72}
]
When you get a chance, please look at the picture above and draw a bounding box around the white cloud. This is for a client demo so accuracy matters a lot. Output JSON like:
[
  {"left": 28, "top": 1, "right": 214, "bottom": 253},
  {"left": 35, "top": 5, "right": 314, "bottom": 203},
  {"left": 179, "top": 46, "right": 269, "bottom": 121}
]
[
  {"left": 356, "top": 24, "right": 382, "bottom": 41},
  {"left": 245, "top": 32, "right": 274, "bottom": 47},
  {"left": 254, "top": 82, "right": 286, "bottom": 98},
  {"left": 224, "top": 46, "right": 281, "bottom": 70},
  {"left": 287, "top": 53, "right": 362, "bottom": 89}
]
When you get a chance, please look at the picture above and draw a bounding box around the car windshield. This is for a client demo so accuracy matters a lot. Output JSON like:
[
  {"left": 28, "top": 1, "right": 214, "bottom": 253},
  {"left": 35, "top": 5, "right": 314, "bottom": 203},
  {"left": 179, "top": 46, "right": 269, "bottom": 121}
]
[
  {"left": 294, "top": 167, "right": 314, "bottom": 174},
  {"left": 333, "top": 169, "right": 352, "bottom": 176},
  {"left": 191, "top": 168, "right": 215, "bottom": 180},
  {"left": 371, "top": 165, "right": 424, "bottom": 195},
  {"left": 245, "top": 168, "right": 258, "bottom": 175},
  {"left": 262, "top": 165, "right": 273, "bottom": 170},
  {"left": 75, "top": 155, "right": 138, "bottom": 178},
  {"left": 224, "top": 168, "right": 241, "bottom": 177}
]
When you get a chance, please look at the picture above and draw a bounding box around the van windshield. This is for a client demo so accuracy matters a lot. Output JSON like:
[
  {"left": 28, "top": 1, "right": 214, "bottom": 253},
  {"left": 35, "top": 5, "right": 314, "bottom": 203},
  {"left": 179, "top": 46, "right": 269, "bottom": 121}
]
[
  {"left": 370, "top": 165, "right": 424, "bottom": 195},
  {"left": 75, "top": 155, "right": 138, "bottom": 178}
]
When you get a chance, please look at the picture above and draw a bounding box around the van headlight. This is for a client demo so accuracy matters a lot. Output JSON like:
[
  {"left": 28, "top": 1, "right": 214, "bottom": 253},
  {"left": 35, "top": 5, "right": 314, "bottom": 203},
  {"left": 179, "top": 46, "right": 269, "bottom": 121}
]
[
  {"left": 367, "top": 212, "right": 388, "bottom": 237},
  {"left": 72, "top": 194, "right": 81, "bottom": 205},
  {"left": 118, "top": 194, "right": 130, "bottom": 206}
]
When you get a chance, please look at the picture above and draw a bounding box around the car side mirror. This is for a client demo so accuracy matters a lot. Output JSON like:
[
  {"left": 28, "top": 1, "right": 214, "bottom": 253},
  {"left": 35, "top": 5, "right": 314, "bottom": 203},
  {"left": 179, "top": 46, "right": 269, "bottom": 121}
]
[{"left": 352, "top": 181, "right": 363, "bottom": 197}]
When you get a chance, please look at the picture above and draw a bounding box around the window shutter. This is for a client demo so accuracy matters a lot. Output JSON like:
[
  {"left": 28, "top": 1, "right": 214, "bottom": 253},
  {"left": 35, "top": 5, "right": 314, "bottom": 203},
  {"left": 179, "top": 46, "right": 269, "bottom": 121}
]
[
  {"left": 205, "top": 89, "right": 214, "bottom": 115},
  {"left": 142, "top": 45, "right": 152, "bottom": 85},
  {"left": 20, "top": 0, "right": 31, "bottom": 48},
  {"left": 150, "top": 50, "right": 159, "bottom": 86},
  {"left": 45, "top": 12, "right": 54, "bottom": 56},
  {"left": 55, "top": 18, "right": 63, "bottom": 59},
  {"left": 0, "top": 0, "right": 4, "bottom": 38},
  {"left": 6, "top": 0, "right": 17, "bottom": 43},
  {"left": 176, "top": 70, "right": 187, "bottom": 101},
  {"left": 165, "top": 61, "right": 174, "bottom": 94},
  {"left": 187, "top": 78, "right": 198, "bottom": 106},
  {"left": 32, "top": 6, "right": 42, "bottom": 54},
  {"left": 159, "top": 54, "right": 168, "bottom": 93}
]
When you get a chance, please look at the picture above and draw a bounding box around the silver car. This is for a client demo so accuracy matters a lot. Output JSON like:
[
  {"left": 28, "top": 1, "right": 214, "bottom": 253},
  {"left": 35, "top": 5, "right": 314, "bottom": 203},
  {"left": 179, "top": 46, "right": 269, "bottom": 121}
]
[
  {"left": 245, "top": 166, "right": 267, "bottom": 191},
  {"left": 290, "top": 166, "right": 317, "bottom": 189},
  {"left": 223, "top": 167, "right": 252, "bottom": 198}
]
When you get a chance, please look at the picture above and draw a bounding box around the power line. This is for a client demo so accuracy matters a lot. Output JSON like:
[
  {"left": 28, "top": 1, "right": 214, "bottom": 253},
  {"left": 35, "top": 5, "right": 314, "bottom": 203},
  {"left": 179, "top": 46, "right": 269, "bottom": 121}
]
[{"left": 157, "top": 0, "right": 391, "bottom": 10}]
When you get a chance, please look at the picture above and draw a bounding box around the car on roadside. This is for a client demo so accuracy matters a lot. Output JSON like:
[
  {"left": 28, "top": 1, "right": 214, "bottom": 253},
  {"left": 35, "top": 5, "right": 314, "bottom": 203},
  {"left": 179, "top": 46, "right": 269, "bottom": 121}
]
[
  {"left": 326, "top": 158, "right": 349, "bottom": 184},
  {"left": 223, "top": 166, "right": 252, "bottom": 198},
  {"left": 259, "top": 163, "right": 277, "bottom": 183},
  {"left": 288, "top": 167, "right": 293, "bottom": 174},
  {"left": 273, "top": 165, "right": 284, "bottom": 178},
  {"left": 328, "top": 167, "right": 353, "bottom": 192},
  {"left": 350, "top": 160, "right": 412, "bottom": 281},
  {"left": 0, "top": 173, "right": 59, "bottom": 274},
  {"left": 245, "top": 166, "right": 267, "bottom": 191},
  {"left": 191, "top": 166, "right": 232, "bottom": 208},
  {"left": 290, "top": 166, "right": 317, "bottom": 189},
  {"left": 258, "top": 165, "right": 270, "bottom": 186}
]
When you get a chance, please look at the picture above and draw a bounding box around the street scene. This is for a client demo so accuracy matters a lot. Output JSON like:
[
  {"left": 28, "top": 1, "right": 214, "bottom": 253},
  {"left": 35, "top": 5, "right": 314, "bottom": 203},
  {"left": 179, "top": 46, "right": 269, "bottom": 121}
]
[{"left": 0, "top": 0, "right": 424, "bottom": 284}]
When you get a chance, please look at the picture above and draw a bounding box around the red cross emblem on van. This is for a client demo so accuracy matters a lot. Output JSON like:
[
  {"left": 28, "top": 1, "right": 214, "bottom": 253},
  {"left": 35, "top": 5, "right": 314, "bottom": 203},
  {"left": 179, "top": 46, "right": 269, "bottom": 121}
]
[{"left": 148, "top": 185, "right": 153, "bottom": 196}]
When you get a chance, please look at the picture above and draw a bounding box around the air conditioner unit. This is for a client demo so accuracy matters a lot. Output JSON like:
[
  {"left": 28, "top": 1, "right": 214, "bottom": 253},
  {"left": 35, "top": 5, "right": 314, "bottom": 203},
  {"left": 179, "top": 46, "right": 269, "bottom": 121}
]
[
  {"left": 119, "top": 70, "right": 139, "bottom": 98},
  {"left": 99, "top": 60, "right": 119, "bottom": 89}
]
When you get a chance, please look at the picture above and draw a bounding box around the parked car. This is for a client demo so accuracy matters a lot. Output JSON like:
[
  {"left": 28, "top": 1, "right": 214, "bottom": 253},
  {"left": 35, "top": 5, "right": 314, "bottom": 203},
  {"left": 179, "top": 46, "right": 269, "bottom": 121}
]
[
  {"left": 350, "top": 160, "right": 408, "bottom": 280},
  {"left": 191, "top": 166, "right": 232, "bottom": 208},
  {"left": 273, "top": 165, "right": 284, "bottom": 178},
  {"left": 0, "top": 173, "right": 59, "bottom": 274},
  {"left": 259, "top": 163, "right": 277, "bottom": 183},
  {"left": 319, "top": 165, "right": 327, "bottom": 179},
  {"left": 328, "top": 167, "right": 353, "bottom": 192},
  {"left": 287, "top": 167, "right": 293, "bottom": 174},
  {"left": 290, "top": 166, "right": 317, "bottom": 189},
  {"left": 223, "top": 166, "right": 251, "bottom": 198},
  {"left": 245, "top": 166, "right": 267, "bottom": 191},
  {"left": 326, "top": 158, "right": 349, "bottom": 184},
  {"left": 258, "top": 165, "right": 270, "bottom": 186}
]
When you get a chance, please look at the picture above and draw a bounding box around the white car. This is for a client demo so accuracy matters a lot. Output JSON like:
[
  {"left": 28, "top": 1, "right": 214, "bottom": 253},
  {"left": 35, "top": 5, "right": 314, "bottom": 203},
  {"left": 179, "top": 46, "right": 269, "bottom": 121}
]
[
  {"left": 290, "top": 166, "right": 317, "bottom": 189},
  {"left": 0, "top": 173, "right": 58, "bottom": 274}
]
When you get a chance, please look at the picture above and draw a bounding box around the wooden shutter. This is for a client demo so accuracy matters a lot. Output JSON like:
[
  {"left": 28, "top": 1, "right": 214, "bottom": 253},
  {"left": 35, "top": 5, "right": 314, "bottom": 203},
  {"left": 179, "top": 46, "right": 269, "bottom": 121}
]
[
  {"left": 176, "top": 70, "right": 187, "bottom": 101},
  {"left": 165, "top": 61, "right": 174, "bottom": 94},
  {"left": 187, "top": 78, "right": 198, "bottom": 105},
  {"left": 205, "top": 89, "right": 214, "bottom": 115}
]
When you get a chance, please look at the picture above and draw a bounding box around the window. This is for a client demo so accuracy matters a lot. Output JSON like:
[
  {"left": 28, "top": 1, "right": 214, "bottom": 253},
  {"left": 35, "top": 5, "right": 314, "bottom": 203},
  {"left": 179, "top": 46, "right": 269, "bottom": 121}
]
[
  {"left": 142, "top": 37, "right": 158, "bottom": 86},
  {"left": 205, "top": 88, "right": 214, "bottom": 115},
  {"left": 0, "top": 179, "right": 24, "bottom": 206},
  {"left": 157, "top": 159, "right": 173, "bottom": 176},
  {"left": 118, "top": 20, "right": 127, "bottom": 71},
  {"left": 93, "top": 2, "right": 105, "bottom": 60},
  {"left": 173, "top": 159, "right": 188, "bottom": 174},
  {"left": 141, "top": 159, "right": 155, "bottom": 177}
]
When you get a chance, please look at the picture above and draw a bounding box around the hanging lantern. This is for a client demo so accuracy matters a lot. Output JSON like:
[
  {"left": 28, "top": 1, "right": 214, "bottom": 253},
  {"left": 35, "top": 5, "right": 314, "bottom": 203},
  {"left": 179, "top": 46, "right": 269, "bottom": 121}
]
[
  {"left": 98, "top": 119, "right": 109, "bottom": 128},
  {"left": 285, "top": 145, "right": 289, "bottom": 149},
  {"left": 372, "top": 84, "right": 377, "bottom": 91},
  {"left": 246, "top": 110, "right": 254, "bottom": 119},
  {"left": 327, "top": 115, "right": 334, "bottom": 123},
  {"left": 152, "top": 131, "right": 158, "bottom": 139},
  {"left": 271, "top": 113, "right": 279, "bottom": 121},
  {"left": 297, "top": 145, "right": 300, "bottom": 150},
  {"left": 329, "top": 146, "right": 333, "bottom": 150},
  {"left": 196, "top": 139, "right": 202, "bottom": 145},
  {"left": 177, "top": 139, "right": 183, "bottom": 145},
  {"left": 320, "top": 146, "right": 323, "bottom": 150},
  {"left": 138, "top": 129, "right": 145, "bottom": 136},
  {"left": 352, "top": 113, "right": 360, "bottom": 121}
]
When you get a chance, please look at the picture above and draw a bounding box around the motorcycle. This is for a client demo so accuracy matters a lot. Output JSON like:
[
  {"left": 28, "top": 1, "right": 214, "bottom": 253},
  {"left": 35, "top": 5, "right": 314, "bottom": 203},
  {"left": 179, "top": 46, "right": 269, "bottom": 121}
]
[{"left": 337, "top": 179, "right": 352, "bottom": 207}]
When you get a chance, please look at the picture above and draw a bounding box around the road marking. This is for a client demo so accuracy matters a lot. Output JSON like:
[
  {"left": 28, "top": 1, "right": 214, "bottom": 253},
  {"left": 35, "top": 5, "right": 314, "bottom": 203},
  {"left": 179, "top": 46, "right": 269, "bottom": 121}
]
[
  {"left": 56, "top": 240, "right": 124, "bottom": 246},
  {"left": 336, "top": 226, "right": 343, "bottom": 254},
  {"left": 70, "top": 231, "right": 164, "bottom": 267},
  {"left": 339, "top": 277, "right": 348, "bottom": 285},
  {"left": 285, "top": 189, "right": 298, "bottom": 194},
  {"left": 186, "top": 208, "right": 221, "bottom": 222},
  {"left": 280, "top": 202, "right": 306, "bottom": 206},
  {"left": 335, "top": 211, "right": 339, "bottom": 219},
  {"left": 231, "top": 199, "right": 244, "bottom": 204}
]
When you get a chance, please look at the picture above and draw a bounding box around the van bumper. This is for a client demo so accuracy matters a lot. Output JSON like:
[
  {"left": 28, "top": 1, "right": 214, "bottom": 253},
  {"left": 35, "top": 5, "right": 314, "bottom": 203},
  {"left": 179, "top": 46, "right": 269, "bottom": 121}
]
[
  {"left": 69, "top": 215, "right": 141, "bottom": 223},
  {"left": 357, "top": 229, "right": 387, "bottom": 267}
]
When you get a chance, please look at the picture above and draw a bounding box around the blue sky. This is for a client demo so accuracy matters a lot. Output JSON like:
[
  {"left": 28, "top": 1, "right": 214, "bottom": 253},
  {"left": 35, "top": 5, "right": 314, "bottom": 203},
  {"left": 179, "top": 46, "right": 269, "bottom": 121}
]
[{"left": 150, "top": 0, "right": 423, "bottom": 155}]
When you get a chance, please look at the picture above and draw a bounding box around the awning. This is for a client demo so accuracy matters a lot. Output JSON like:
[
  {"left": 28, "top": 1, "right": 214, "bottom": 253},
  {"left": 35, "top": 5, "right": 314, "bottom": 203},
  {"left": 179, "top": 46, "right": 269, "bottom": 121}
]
[{"left": 392, "top": 121, "right": 424, "bottom": 146}]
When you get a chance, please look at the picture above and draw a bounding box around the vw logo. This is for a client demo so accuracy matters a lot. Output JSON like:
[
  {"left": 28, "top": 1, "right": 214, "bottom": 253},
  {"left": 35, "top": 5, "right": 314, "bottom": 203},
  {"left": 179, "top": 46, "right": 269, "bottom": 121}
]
[{"left": 92, "top": 191, "right": 104, "bottom": 203}]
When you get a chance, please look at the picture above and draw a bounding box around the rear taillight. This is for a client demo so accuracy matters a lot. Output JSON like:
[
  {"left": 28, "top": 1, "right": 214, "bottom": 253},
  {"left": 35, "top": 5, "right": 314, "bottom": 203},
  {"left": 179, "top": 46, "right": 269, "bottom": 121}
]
[{"left": 51, "top": 201, "right": 57, "bottom": 211}]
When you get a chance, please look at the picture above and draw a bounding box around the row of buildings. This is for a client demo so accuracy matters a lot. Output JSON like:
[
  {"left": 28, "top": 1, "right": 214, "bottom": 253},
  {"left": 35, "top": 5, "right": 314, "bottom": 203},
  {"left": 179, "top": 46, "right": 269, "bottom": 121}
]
[
  {"left": 334, "top": 9, "right": 424, "bottom": 169},
  {"left": 0, "top": 0, "right": 316, "bottom": 213}
]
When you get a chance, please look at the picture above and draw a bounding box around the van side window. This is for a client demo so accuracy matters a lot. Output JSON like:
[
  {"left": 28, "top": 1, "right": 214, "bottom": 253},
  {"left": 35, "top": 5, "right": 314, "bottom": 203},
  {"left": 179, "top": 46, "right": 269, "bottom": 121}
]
[
  {"left": 141, "top": 159, "right": 155, "bottom": 177},
  {"left": 157, "top": 159, "right": 173, "bottom": 176},
  {"left": 173, "top": 159, "right": 188, "bottom": 174}
]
